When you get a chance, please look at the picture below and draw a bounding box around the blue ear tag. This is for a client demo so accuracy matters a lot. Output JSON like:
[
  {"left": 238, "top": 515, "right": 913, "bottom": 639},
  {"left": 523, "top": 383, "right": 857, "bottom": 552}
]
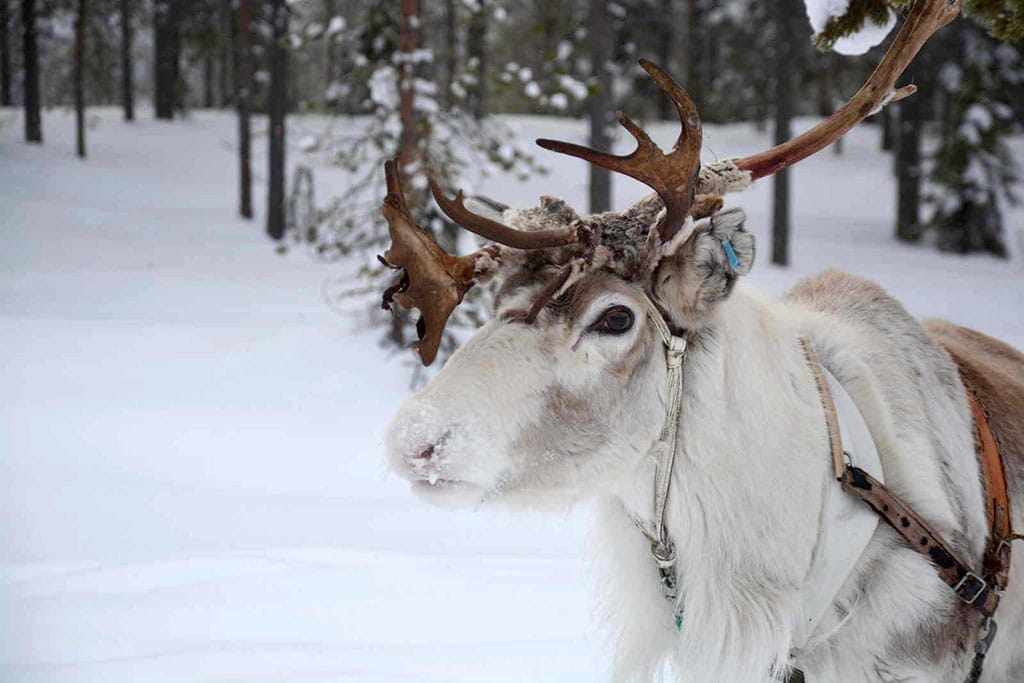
[{"left": 721, "top": 240, "right": 740, "bottom": 269}]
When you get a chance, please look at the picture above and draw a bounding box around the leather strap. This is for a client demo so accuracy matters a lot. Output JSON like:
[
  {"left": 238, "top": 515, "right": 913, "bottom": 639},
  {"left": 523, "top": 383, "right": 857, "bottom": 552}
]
[
  {"left": 839, "top": 465, "right": 1001, "bottom": 617},
  {"left": 967, "top": 391, "right": 1014, "bottom": 592},
  {"left": 800, "top": 340, "right": 846, "bottom": 480}
]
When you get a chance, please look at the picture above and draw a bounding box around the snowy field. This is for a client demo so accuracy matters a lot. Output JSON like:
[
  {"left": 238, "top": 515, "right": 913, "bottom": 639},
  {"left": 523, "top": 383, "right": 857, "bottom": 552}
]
[{"left": 1, "top": 106, "right": 1022, "bottom": 683}]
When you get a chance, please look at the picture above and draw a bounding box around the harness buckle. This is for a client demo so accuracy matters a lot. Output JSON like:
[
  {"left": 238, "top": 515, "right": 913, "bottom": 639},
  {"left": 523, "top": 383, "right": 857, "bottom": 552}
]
[{"left": 954, "top": 571, "right": 987, "bottom": 605}]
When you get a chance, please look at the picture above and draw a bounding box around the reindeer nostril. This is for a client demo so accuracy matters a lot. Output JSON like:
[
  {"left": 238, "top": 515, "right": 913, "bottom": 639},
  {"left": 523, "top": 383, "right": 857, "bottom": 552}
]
[{"left": 414, "top": 445, "right": 435, "bottom": 461}]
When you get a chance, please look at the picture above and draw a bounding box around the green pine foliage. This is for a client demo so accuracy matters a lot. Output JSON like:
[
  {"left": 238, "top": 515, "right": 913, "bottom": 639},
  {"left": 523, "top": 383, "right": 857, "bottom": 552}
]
[
  {"left": 814, "top": 0, "right": 1024, "bottom": 46},
  {"left": 812, "top": 0, "right": 908, "bottom": 51},
  {"left": 966, "top": 0, "right": 1024, "bottom": 40}
]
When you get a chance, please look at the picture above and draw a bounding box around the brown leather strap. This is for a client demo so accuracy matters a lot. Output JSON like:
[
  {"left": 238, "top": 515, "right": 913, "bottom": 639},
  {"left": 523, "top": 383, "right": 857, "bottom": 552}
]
[
  {"left": 840, "top": 465, "right": 1001, "bottom": 618},
  {"left": 967, "top": 391, "right": 1013, "bottom": 591},
  {"left": 800, "top": 339, "right": 845, "bottom": 480}
]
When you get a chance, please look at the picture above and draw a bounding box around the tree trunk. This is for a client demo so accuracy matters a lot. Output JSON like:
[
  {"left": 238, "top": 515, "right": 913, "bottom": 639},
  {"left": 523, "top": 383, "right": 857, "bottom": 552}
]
[
  {"left": 655, "top": 0, "right": 674, "bottom": 120},
  {"left": 466, "top": 1, "right": 486, "bottom": 120},
  {"left": 120, "top": 0, "right": 134, "bottom": 121},
  {"left": 588, "top": 0, "right": 612, "bottom": 213},
  {"left": 154, "top": 0, "right": 179, "bottom": 119},
  {"left": 21, "top": 0, "right": 40, "bottom": 142},
  {"left": 75, "top": 0, "right": 85, "bottom": 158},
  {"left": 266, "top": 0, "right": 288, "bottom": 240},
  {"left": 442, "top": 0, "right": 456, "bottom": 109},
  {"left": 397, "top": 0, "right": 419, "bottom": 172},
  {"left": 1, "top": 0, "right": 11, "bottom": 106},
  {"left": 218, "top": 0, "right": 231, "bottom": 107},
  {"left": 324, "top": 0, "right": 337, "bottom": 109},
  {"left": 203, "top": 50, "right": 214, "bottom": 108},
  {"left": 771, "top": 0, "right": 796, "bottom": 266},
  {"left": 233, "top": 0, "right": 253, "bottom": 219},
  {"left": 684, "top": 0, "right": 705, "bottom": 110},
  {"left": 880, "top": 104, "right": 894, "bottom": 151},
  {"left": 895, "top": 83, "right": 922, "bottom": 242}
]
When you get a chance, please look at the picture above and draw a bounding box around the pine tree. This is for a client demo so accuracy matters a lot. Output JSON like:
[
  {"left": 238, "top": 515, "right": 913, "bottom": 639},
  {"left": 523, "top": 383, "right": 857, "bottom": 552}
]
[
  {"left": 808, "top": 0, "right": 1024, "bottom": 253},
  {"left": 927, "top": 21, "right": 1021, "bottom": 255}
]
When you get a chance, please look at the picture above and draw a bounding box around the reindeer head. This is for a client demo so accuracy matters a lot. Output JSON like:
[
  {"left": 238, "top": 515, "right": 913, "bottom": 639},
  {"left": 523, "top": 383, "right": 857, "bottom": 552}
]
[{"left": 381, "top": 0, "right": 960, "bottom": 505}]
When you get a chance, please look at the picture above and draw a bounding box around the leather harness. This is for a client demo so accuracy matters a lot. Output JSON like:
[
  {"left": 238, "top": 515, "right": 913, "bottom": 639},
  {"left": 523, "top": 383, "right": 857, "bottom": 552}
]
[
  {"left": 640, "top": 324, "right": 1018, "bottom": 680},
  {"left": 804, "top": 342, "right": 1018, "bottom": 682}
]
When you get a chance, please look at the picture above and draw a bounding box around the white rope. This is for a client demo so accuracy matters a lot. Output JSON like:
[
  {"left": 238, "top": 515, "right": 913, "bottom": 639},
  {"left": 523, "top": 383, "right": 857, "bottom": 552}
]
[
  {"left": 697, "top": 159, "right": 753, "bottom": 196},
  {"left": 642, "top": 297, "right": 687, "bottom": 583}
]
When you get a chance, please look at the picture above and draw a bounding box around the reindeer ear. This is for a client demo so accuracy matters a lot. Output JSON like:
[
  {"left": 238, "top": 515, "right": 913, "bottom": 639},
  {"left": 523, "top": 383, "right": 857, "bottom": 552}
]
[{"left": 651, "top": 208, "right": 754, "bottom": 328}]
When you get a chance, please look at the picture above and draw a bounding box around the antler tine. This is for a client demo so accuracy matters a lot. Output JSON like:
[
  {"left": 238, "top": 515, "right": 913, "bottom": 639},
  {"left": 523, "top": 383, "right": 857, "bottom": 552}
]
[
  {"left": 428, "top": 178, "right": 580, "bottom": 250},
  {"left": 735, "top": 0, "right": 961, "bottom": 179},
  {"left": 536, "top": 58, "right": 702, "bottom": 243}
]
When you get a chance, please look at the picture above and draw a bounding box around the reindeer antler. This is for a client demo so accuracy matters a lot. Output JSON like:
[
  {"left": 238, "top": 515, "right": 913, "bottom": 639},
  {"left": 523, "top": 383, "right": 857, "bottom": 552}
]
[
  {"left": 429, "top": 179, "right": 582, "bottom": 249},
  {"left": 536, "top": 58, "right": 703, "bottom": 244},
  {"left": 380, "top": 159, "right": 499, "bottom": 366},
  {"left": 735, "top": 0, "right": 961, "bottom": 179}
]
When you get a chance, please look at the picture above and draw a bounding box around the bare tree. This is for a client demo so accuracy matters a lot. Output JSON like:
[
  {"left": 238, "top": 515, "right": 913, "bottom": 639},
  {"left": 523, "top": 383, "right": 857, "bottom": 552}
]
[
  {"left": 1, "top": 0, "right": 11, "bottom": 106},
  {"left": 22, "top": 0, "right": 41, "bottom": 142},
  {"left": 75, "top": 0, "right": 85, "bottom": 157},
  {"left": 120, "top": 0, "right": 134, "bottom": 120},
  {"left": 266, "top": 0, "right": 288, "bottom": 240},
  {"left": 233, "top": 0, "right": 253, "bottom": 219},
  {"left": 588, "top": 0, "right": 612, "bottom": 213}
]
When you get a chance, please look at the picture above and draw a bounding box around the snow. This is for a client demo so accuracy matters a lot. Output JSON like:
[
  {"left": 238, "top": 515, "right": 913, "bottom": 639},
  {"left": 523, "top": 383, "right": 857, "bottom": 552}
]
[
  {"left": 803, "top": 0, "right": 897, "bottom": 55},
  {"left": 326, "top": 16, "right": 346, "bottom": 36},
  {"left": 1, "top": 106, "right": 1022, "bottom": 683},
  {"left": 368, "top": 66, "right": 399, "bottom": 109}
]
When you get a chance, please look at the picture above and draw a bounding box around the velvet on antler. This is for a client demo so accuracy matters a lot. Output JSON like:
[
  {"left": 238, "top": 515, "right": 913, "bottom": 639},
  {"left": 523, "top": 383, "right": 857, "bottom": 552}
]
[{"left": 379, "top": 159, "right": 499, "bottom": 366}]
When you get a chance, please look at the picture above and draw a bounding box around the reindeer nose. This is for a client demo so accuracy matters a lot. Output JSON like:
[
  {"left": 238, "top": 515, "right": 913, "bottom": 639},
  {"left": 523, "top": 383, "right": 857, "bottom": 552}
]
[{"left": 414, "top": 444, "right": 436, "bottom": 461}]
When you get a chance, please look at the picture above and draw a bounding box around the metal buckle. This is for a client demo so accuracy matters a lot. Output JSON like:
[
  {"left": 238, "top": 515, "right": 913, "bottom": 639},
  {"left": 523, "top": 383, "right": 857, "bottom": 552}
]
[{"left": 954, "top": 571, "right": 987, "bottom": 604}]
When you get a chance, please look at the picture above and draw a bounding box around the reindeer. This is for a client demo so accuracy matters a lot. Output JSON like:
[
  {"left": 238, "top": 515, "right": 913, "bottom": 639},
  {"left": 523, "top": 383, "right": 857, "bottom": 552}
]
[{"left": 379, "top": 1, "right": 1024, "bottom": 680}]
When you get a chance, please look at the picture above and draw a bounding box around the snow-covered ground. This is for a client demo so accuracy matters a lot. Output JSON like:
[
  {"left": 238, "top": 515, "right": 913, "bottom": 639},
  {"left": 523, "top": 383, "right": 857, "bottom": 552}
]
[{"left": 1, "top": 106, "right": 1021, "bottom": 683}]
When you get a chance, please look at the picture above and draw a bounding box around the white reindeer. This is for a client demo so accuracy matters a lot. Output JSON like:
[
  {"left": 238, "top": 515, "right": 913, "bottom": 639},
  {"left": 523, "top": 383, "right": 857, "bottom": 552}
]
[{"left": 379, "top": 1, "right": 1024, "bottom": 680}]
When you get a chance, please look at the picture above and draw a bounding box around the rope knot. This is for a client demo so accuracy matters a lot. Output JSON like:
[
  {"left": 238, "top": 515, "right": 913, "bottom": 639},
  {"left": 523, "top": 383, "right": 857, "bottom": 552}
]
[{"left": 666, "top": 336, "right": 687, "bottom": 368}]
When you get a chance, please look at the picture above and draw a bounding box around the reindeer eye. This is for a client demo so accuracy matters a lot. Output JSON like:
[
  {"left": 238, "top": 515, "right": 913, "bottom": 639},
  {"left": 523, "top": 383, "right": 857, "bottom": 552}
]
[{"left": 589, "top": 305, "right": 634, "bottom": 335}]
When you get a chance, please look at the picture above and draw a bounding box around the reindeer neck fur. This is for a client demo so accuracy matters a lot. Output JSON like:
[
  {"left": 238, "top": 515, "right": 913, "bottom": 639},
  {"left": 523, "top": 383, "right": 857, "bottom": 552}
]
[{"left": 593, "top": 276, "right": 999, "bottom": 682}]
